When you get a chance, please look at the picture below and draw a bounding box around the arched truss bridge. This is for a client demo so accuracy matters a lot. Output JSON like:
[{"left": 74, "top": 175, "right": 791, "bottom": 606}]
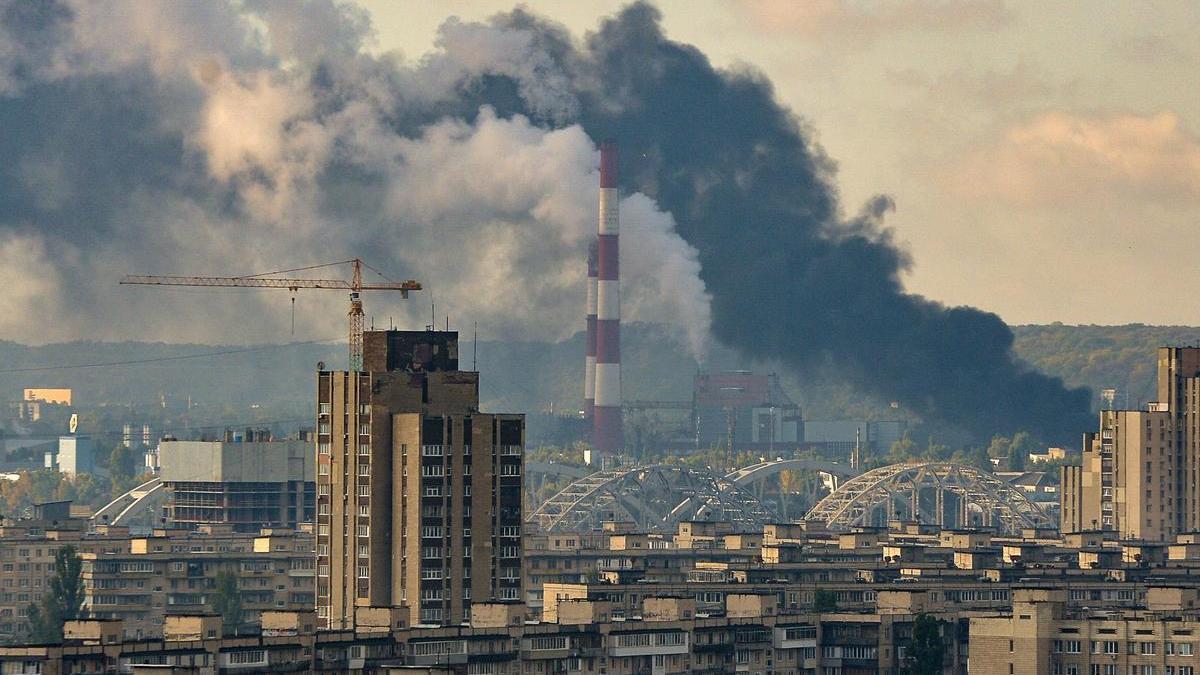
[
  {"left": 526, "top": 459, "right": 851, "bottom": 533},
  {"left": 803, "top": 462, "right": 1053, "bottom": 535}
]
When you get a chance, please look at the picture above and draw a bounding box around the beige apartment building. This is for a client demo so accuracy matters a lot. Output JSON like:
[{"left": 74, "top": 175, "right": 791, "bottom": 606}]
[
  {"left": 316, "top": 330, "right": 524, "bottom": 630},
  {"left": 971, "top": 588, "right": 1200, "bottom": 675},
  {"left": 1062, "top": 347, "right": 1200, "bottom": 540},
  {"left": 81, "top": 526, "right": 315, "bottom": 639},
  {"left": 0, "top": 502, "right": 314, "bottom": 641}
]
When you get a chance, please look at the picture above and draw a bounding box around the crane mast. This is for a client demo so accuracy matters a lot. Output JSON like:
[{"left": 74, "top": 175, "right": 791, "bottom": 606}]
[{"left": 120, "top": 258, "right": 421, "bottom": 371}]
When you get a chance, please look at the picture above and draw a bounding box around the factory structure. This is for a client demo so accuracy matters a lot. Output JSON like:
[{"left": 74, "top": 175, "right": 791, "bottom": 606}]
[{"left": 581, "top": 141, "right": 624, "bottom": 459}]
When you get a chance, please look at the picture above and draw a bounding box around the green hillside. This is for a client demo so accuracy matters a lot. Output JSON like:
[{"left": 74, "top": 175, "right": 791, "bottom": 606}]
[
  {"left": 2, "top": 324, "right": 1196, "bottom": 444},
  {"left": 1011, "top": 324, "right": 1200, "bottom": 409}
]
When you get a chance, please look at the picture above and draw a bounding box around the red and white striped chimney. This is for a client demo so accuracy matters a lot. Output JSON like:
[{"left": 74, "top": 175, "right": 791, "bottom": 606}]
[
  {"left": 584, "top": 240, "right": 598, "bottom": 420},
  {"left": 593, "top": 141, "right": 623, "bottom": 455}
]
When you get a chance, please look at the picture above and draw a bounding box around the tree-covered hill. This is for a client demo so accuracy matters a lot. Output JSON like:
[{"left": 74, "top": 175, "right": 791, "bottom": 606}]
[{"left": 3, "top": 324, "right": 1196, "bottom": 442}]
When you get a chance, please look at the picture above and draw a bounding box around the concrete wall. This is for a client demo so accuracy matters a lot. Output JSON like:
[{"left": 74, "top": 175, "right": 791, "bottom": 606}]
[{"left": 159, "top": 440, "right": 312, "bottom": 482}]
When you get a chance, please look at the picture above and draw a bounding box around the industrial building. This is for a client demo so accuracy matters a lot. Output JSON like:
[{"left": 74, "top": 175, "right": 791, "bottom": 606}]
[
  {"left": 158, "top": 434, "right": 314, "bottom": 532},
  {"left": 693, "top": 371, "right": 802, "bottom": 451},
  {"left": 44, "top": 435, "right": 95, "bottom": 476},
  {"left": 317, "top": 330, "right": 524, "bottom": 630},
  {"left": 1061, "top": 347, "right": 1200, "bottom": 540}
]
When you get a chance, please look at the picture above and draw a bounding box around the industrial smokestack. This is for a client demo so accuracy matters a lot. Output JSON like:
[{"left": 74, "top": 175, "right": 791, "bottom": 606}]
[
  {"left": 584, "top": 240, "right": 598, "bottom": 420},
  {"left": 593, "top": 141, "right": 623, "bottom": 455}
]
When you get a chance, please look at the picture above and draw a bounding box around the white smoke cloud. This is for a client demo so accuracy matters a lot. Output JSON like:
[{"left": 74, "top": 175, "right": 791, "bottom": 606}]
[
  {"left": 0, "top": 0, "right": 713, "bottom": 358},
  {"left": 0, "top": 234, "right": 73, "bottom": 343}
]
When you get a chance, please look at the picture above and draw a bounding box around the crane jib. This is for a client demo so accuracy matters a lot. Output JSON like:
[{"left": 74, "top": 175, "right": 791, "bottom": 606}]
[{"left": 118, "top": 259, "right": 421, "bottom": 370}]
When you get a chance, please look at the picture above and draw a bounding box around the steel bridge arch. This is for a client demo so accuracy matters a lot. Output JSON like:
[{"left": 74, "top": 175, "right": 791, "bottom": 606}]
[
  {"left": 525, "top": 464, "right": 779, "bottom": 533},
  {"left": 803, "top": 461, "right": 1053, "bottom": 534},
  {"left": 726, "top": 460, "right": 853, "bottom": 485}
]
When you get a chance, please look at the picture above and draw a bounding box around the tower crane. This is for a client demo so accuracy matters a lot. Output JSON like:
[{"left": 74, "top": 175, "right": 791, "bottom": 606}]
[{"left": 120, "top": 259, "right": 421, "bottom": 371}]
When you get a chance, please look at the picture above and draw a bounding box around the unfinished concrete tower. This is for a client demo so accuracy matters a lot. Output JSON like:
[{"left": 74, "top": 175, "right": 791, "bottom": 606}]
[{"left": 593, "top": 141, "right": 623, "bottom": 455}]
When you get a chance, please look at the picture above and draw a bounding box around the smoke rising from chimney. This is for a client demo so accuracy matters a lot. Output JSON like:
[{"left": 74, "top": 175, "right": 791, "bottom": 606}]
[{"left": 0, "top": 1, "right": 1089, "bottom": 441}]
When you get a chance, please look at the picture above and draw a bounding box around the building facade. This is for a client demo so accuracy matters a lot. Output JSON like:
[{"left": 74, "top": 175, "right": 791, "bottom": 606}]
[
  {"left": 971, "top": 588, "right": 1200, "bottom": 675},
  {"left": 158, "top": 438, "right": 314, "bottom": 532},
  {"left": 1061, "top": 347, "right": 1200, "bottom": 540},
  {"left": 316, "top": 330, "right": 524, "bottom": 630},
  {"left": 0, "top": 510, "right": 314, "bottom": 642}
]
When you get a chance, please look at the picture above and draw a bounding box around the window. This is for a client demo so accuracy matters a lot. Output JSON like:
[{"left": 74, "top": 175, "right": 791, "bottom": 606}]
[
  {"left": 358, "top": 544, "right": 369, "bottom": 557},
  {"left": 357, "top": 525, "right": 369, "bottom": 537},
  {"left": 422, "top": 526, "right": 444, "bottom": 538},
  {"left": 424, "top": 486, "right": 441, "bottom": 497},
  {"left": 421, "top": 465, "right": 444, "bottom": 477},
  {"left": 227, "top": 650, "right": 266, "bottom": 665},
  {"left": 422, "top": 569, "right": 443, "bottom": 580},
  {"left": 358, "top": 485, "right": 370, "bottom": 496},
  {"left": 500, "top": 464, "right": 520, "bottom": 476},
  {"left": 318, "top": 442, "right": 331, "bottom": 455},
  {"left": 358, "top": 443, "right": 369, "bottom": 455},
  {"left": 359, "top": 424, "right": 370, "bottom": 435},
  {"left": 422, "top": 547, "right": 442, "bottom": 559},
  {"left": 318, "top": 463, "right": 330, "bottom": 476},
  {"left": 319, "top": 403, "right": 331, "bottom": 414},
  {"left": 1141, "top": 642, "right": 1156, "bottom": 655},
  {"left": 422, "top": 445, "right": 443, "bottom": 456},
  {"left": 358, "top": 463, "right": 370, "bottom": 476},
  {"left": 358, "top": 505, "right": 369, "bottom": 517},
  {"left": 358, "top": 566, "right": 369, "bottom": 578}
]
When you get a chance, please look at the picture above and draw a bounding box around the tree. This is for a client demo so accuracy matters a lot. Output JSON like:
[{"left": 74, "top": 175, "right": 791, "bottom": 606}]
[
  {"left": 777, "top": 470, "right": 799, "bottom": 520},
  {"left": 888, "top": 432, "right": 918, "bottom": 463},
  {"left": 210, "top": 568, "right": 243, "bottom": 634},
  {"left": 906, "top": 613, "right": 945, "bottom": 674},
  {"left": 813, "top": 589, "right": 838, "bottom": 613},
  {"left": 27, "top": 546, "right": 85, "bottom": 643},
  {"left": 1007, "top": 432, "right": 1040, "bottom": 471},
  {"left": 107, "top": 443, "right": 139, "bottom": 482}
]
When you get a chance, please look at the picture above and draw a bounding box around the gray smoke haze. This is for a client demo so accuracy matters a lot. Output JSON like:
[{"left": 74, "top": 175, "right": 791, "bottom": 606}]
[{"left": 0, "top": 0, "right": 1089, "bottom": 440}]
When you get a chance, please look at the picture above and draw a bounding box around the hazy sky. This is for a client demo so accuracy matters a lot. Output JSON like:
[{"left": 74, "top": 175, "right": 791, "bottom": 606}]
[{"left": 362, "top": 0, "right": 1200, "bottom": 325}]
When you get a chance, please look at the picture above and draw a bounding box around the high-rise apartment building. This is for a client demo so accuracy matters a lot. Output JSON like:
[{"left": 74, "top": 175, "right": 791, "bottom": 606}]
[
  {"left": 316, "top": 330, "right": 524, "bottom": 629},
  {"left": 1061, "top": 347, "right": 1200, "bottom": 540}
]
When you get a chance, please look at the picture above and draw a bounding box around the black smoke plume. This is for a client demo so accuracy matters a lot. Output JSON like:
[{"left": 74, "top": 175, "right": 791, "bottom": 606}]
[
  {"left": 0, "top": 0, "right": 1092, "bottom": 442},
  {"left": 485, "top": 3, "right": 1092, "bottom": 441}
]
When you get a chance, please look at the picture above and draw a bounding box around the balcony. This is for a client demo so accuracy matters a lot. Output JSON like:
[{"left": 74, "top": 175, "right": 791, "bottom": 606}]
[{"left": 609, "top": 633, "right": 689, "bottom": 658}]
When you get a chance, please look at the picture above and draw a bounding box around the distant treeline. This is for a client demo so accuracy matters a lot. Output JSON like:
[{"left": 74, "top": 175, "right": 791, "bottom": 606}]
[{"left": 3, "top": 323, "right": 1197, "bottom": 440}]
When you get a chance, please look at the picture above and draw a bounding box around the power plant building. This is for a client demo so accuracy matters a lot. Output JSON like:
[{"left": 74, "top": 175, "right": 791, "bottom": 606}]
[
  {"left": 693, "top": 372, "right": 801, "bottom": 450},
  {"left": 316, "top": 330, "right": 524, "bottom": 629}
]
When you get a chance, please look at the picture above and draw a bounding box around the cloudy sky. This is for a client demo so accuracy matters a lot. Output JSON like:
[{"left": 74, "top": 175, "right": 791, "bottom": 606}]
[
  {"left": 7, "top": 0, "right": 1177, "bottom": 435},
  {"left": 367, "top": 0, "right": 1200, "bottom": 325}
]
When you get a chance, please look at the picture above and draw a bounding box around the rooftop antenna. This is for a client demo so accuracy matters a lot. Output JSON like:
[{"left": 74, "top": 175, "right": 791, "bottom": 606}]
[
  {"left": 445, "top": 315, "right": 449, "bottom": 332},
  {"left": 473, "top": 321, "right": 478, "bottom": 371},
  {"left": 429, "top": 295, "right": 435, "bottom": 331}
]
